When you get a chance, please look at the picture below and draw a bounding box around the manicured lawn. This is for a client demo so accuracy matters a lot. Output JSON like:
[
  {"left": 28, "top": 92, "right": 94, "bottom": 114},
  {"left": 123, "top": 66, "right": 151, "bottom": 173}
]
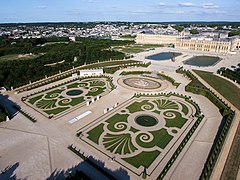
[
  {"left": 36, "top": 99, "right": 57, "bottom": 109},
  {"left": 123, "top": 150, "right": 160, "bottom": 168},
  {"left": 67, "top": 82, "right": 79, "bottom": 89},
  {"left": 117, "top": 44, "right": 164, "bottom": 54},
  {"left": 82, "top": 94, "right": 199, "bottom": 172},
  {"left": 87, "top": 123, "right": 104, "bottom": 144},
  {"left": 153, "top": 99, "right": 178, "bottom": 110},
  {"left": 194, "top": 70, "right": 240, "bottom": 109},
  {"left": 45, "top": 89, "right": 63, "bottom": 99},
  {"left": 164, "top": 110, "right": 188, "bottom": 129},
  {"left": 27, "top": 78, "right": 110, "bottom": 116},
  {"left": 106, "top": 114, "right": 129, "bottom": 132},
  {"left": 86, "top": 87, "right": 105, "bottom": 97},
  {"left": 180, "top": 102, "right": 189, "bottom": 115},
  {"left": 28, "top": 94, "right": 43, "bottom": 105},
  {"left": 79, "top": 60, "right": 138, "bottom": 69},
  {"left": 58, "top": 97, "right": 85, "bottom": 106},
  {"left": 0, "top": 54, "right": 39, "bottom": 61},
  {"left": 44, "top": 107, "right": 69, "bottom": 115},
  {"left": 127, "top": 100, "right": 154, "bottom": 113},
  {"left": 103, "top": 133, "right": 137, "bottom": 154},
  {"left": 69, "top": 97, "right": 85, "bottom": 106},
  {"left": 136, "top": 129, "right": 173, "bottom": 149}
]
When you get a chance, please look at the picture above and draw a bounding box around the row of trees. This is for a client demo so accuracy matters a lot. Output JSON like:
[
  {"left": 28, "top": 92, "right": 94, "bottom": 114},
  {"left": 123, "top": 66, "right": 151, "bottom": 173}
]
[
  {"left": 0, "top": 37, "right": 133, "bottom": 89},
  {"left": 0, "top": 105, "right": 7, "bottom": 122},
  {"left": 217, "top": 66, "right": 240, "bottom": 84},
  {"left": 228, "top": 31, "right": 240, "bottom": 37}
]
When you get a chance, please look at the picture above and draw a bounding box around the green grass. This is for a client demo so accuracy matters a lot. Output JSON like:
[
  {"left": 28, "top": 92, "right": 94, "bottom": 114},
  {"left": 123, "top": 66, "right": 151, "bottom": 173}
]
[
  {"left": 44, "top": 107, "right": 69, "bottom": 115},
  {"left": 121, "top": 48, "right": 145, "bottom": 54},
  {"left": 120, "top": 71, "right": 152, "bottom": 75},
  {"left": 129, "top": 127, "right": 140, "bottom": 133},
  {"left": 36, "top": 99, "right": 57, "bottom": 109},
  {"left": 103, "top": 133, "right": 137, "bottom": 154},
  {"left": 117, "top": 44, "right": 164, "bottom": 54},
  {"left": 127, "top": 100, "right": 154, "bottom": 113},
  {"left": 58, "top": 97, "right": 84, "bottom": 106},
  {"left": 45, "top": 89, "right": 63, "bottom": 99},
  {"left": 180, "top": 102, "right": 189, "bottom": 115},
  {"left": 86, "top": 87, "right": 106, "bottom": 97},
  {"left": 153, "top": 99, "right": 178, "bottom": 110},
  {"left": 67, "top": 82, "right": 80, "bottom": 89},
  {"left": 79, "top": 60, "right": 138, "bottom": 69},
  {"left": 120, "top": 35, "right": 136, "bottom": 39},
  {"left": 0, "top": 54, "right": 39, "bottom": 61},
  {"left": 87, "top": 80, "right": 106, "bottom": 87},
  {"left": 106, "top": 114, "right": 129, "bottom": 132},
  {"left": 69, "top": 97, "right": 85, "bottom": 106},
  {"left": 164, "top": 111, "right": 188, "bottom": 129},
  {"left": 28, "top": 94, "right": 44, "bottom": 105},
  {"left": 136, "top": 129, "right": 173, "bottom": 149},
  {"left": 194, "top": 70, "right": 240, "bottom": 109},
  {"left": 122, "top": 150, "right": 160, "bottom": 168},
  {"left": 87, "top": 123, "right": 104, "bottom": 144}
]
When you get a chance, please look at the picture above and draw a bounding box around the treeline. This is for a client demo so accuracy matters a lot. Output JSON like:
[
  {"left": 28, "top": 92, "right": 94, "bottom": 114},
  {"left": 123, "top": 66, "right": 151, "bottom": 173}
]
[
  {"left": 0, "top": 105, "right": 7, "bottom": 122},
  {"left": 217, "top": 66, "right": 240, "bottom": 84},
  {"left": 0, "top": 36, "right": 69, "bottom": 56},
  {"left": 0, "top": 37, "right": 133, "bottom": 89},
  {"left": 228, "top": 31, "right": 240, "bottom": 37}
]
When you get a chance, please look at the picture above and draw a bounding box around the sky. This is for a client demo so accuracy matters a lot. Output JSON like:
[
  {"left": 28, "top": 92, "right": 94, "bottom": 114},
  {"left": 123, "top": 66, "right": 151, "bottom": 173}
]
[{"left": 0, "top": 0, "right": 240, "bottom": 23}]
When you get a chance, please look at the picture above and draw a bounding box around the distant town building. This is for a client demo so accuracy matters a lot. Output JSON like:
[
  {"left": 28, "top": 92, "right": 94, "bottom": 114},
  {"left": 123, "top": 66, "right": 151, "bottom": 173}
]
[
  {"left": 69, "top": 36, "right": 76, "bottom": 42},
  {"left": 79, "top": 69, "right": 103, "bottom": 77}
]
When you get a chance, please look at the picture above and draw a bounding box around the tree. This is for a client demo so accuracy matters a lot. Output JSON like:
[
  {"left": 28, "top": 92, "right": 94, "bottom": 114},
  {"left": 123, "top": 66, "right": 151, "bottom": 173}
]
[
  {"left": 190, "top": 29, "right": 199, "bottom": 34},
  {"left": 172, "top": 26, "right": 184, "bottom": 32}
]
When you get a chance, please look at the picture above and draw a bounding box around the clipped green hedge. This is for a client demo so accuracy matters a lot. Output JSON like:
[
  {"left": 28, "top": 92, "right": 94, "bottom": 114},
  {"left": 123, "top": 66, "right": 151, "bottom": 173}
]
[
  {"left": 0, "top": 105, "right": 8, "bottom": 122},
  {"left": 157, "top": 72, "right": 181, "bottom": 87},
  {"left": 175, "top": 67, "right": 235, "bottom": 179}
]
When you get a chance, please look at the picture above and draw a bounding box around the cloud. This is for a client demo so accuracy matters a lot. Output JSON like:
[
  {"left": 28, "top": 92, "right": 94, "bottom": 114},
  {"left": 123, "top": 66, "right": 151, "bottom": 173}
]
[
  {"left": 175, "top": 10, "right": 185, "bottom": 14},
  {"left": 36, "top": 5, "right": 47, "bottom": 9},
  {"left": 202, "top": 3, "right": 219, "bottom": 9},
  {"left": 159, "top": 2, "right": 166, "bottom": 6},
  {"left": 179, "top": 2, "right": 195, "bottom": 7},
  {"left": 129, "top": 10, "right": 150, "bottom": 15}
]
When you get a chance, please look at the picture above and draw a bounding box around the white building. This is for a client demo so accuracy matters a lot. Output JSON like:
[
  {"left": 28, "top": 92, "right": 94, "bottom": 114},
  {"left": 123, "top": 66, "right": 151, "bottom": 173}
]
[{"left": 79, "top": 69, "right": 103, "bottom": 77}]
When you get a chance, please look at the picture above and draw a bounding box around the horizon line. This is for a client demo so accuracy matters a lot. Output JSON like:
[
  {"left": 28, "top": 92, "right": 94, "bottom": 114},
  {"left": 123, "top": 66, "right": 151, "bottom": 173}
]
[{"left": 1, "top": 20, "right": 240, "bottom": 25}]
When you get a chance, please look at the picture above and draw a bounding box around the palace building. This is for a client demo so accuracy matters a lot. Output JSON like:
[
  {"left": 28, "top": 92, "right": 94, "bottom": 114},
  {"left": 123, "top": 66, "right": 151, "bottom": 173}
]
[{"left": 136, "top": 33, "right": 240, "bottom": 53}]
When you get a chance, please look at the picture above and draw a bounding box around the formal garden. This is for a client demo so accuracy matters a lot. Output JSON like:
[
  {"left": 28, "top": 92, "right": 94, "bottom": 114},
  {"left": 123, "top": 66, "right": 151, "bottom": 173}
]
[
  {"left": 24, "top": 76, "right": 113, "bottom": 118},
  {"left": 80, "top": 93, "right": 203, "bottom": 177}
]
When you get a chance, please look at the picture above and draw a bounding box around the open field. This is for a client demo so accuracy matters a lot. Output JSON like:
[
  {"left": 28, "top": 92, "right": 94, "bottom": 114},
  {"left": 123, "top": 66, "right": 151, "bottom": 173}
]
[
  {"left": 0, "top": 54, "right": 40, "bottom": 61},
  {"left": 116, "top": 44, "right": 164, "bottom": 54},
  {"left": 193, "top": 70, "right": 240, "bottom": 109},
  {"left": 79, "top": 60, "right": 139, "bottom": 69}
]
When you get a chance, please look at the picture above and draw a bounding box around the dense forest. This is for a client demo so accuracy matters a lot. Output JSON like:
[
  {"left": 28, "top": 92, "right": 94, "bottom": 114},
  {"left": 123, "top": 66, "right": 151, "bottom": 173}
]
[{"left": 0, "top": 36, "right": 133, "bottom": 89}]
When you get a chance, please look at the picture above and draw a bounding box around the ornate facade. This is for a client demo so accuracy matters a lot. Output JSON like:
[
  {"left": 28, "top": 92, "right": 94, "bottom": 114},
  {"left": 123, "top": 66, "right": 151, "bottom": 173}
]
[{"left": 136, "top": 33, "right": 240, "bottom": 53}]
